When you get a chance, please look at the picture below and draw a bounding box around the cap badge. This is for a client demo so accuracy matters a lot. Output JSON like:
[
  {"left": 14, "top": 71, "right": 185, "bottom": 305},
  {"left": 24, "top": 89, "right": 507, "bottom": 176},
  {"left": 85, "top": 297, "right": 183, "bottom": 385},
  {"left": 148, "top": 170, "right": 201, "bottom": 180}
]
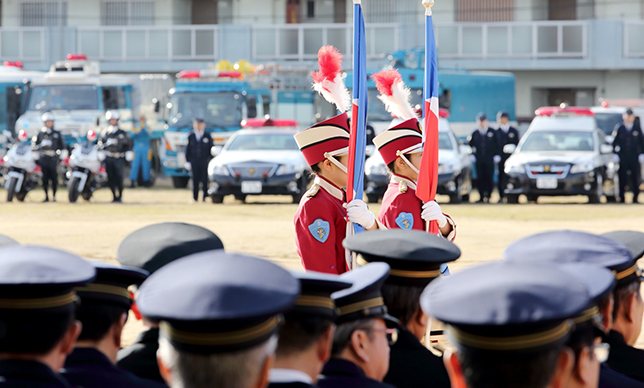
[
  {"left": 309, "top": 219, "right": 330, "bottom": 243},
  {"left": 395, "top": 212, "right": 414, "bottom": 230}
]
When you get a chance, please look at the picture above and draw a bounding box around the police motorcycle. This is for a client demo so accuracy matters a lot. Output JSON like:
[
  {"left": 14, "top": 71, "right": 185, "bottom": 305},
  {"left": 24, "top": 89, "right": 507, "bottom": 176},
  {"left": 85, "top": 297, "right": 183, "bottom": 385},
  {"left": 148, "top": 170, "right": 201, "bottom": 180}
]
[
  {"left": 67, "top": 130, "right": 108, "bottom": 203},
  {"left": 2, "top": 130, "right": 42, "bottom": 202}
]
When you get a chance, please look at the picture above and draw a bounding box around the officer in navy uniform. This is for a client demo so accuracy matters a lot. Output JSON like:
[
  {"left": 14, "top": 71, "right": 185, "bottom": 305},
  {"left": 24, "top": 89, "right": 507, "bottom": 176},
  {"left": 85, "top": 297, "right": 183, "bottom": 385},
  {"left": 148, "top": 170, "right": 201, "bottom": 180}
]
[
  {"left": 319, "top": 263, "right": 399, "bottom": 388},
  {"left": 268, "top": 272, "right": 352, "bottom": 388},
  {"left": 116, "top": 222, "right": 225, "bottom": 383},
  {"left": 136, "top": 251, "right": 300, "bottom": 388},
  {"left": 612, "top": 109, "right": 644, "bottom": 203},
  {"left": 421, "top": 261, "right": 595, "bottom": 388},
  {"left": 33, "top": 112, "right": 65, "bottom": 202},
  {"left": 0, "top": 245, "right": 95, "bottom": 387},
  {"left": 185, "top": 117, "right": 213, "bottom": 202},
  {"left": 343, "top": 230, "right": 461, "bottom": 388},
  {"left": 468, "top": 113, "right": 501, "bottom": 203},
  {"left": 504, "top": 230, "right": 644, "bottom": 388},
  {"left": 496, "top": 111, "right": 519, "bottom": 201},
  {"left": 61, "top": 262, "right": 167, "bottom": 388},
  {"left": 99, "top": 110, "right": 132, "bottom": 203}
]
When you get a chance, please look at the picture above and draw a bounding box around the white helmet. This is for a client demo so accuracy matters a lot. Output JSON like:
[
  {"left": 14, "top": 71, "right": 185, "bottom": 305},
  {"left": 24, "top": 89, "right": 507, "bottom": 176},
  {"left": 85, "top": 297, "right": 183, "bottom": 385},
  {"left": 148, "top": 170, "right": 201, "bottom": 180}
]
[
  {"left": 106, "top": 110, "right": 120, "bottom": 121},
  {"left": 41, "top": 112, "right": 54, "bottom": 122}
]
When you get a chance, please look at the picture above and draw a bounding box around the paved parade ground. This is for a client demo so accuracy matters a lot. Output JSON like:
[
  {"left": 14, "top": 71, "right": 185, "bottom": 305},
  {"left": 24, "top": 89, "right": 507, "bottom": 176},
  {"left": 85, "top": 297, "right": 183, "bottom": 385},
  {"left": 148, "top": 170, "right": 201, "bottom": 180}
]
[{"left": 3, "top": 186, "right": 644, "bottom": 346}]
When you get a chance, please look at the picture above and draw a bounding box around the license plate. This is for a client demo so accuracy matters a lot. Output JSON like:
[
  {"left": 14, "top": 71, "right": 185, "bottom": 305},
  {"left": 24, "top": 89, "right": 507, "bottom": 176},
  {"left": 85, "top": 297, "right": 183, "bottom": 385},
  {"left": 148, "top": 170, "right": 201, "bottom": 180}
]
[
  {"left": 241, "top": 181, "right": 262, "bottom": 194},
  {"left": 536, "top": 177, "right": 558, "bottom": 189}
]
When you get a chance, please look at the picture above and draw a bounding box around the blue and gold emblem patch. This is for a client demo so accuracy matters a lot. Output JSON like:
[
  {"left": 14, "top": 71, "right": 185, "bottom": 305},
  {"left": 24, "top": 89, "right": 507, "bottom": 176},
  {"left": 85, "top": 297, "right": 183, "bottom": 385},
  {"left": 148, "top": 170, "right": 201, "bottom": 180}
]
[
  {"left": 395, "top": 212, "right": 414, "bottom": 230},
  {"left": 309, "top": 219, "right": 330, "bottom": 243}
]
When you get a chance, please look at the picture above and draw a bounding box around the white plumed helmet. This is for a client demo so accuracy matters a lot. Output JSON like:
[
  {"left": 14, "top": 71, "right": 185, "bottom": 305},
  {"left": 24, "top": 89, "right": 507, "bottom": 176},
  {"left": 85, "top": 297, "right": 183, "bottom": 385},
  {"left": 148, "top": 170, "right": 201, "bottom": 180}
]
[
  {"left": 41, "top": 112, "right": 54, "bottom": 122},
  {"left": 105, "top": 110, "right": 120, "bottom": 120}
]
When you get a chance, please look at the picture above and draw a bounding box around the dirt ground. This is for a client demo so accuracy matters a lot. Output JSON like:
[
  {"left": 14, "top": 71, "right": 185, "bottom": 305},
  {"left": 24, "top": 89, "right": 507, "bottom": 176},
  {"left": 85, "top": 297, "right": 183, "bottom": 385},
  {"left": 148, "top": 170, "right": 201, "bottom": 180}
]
[{"left": 2, "top": 186, "right": 644, "bottom": 347}]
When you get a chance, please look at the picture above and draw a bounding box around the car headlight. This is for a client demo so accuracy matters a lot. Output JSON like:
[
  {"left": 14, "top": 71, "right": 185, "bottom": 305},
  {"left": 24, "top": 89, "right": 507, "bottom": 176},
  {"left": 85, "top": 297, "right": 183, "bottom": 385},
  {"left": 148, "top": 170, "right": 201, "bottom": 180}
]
[
  {"left": 570, "top": 163, "right": 594, "bottom": 174},
  {"left": 276, "top": 164, "right": 304, "bottom": 175},
  {"left": 505, "top": 164, "right": 525, "bottom": 174},
  {"left": 212, "top": 165, "right": 230, "bottom": 176}
]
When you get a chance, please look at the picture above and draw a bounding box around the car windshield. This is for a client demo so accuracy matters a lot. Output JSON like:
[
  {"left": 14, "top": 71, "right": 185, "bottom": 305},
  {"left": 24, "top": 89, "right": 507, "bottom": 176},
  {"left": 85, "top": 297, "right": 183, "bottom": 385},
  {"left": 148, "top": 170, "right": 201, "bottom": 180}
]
[
  {"left": 27, "top": 85, "right": 99, "bottom": 111},
  {"left": 594, "top": 113, "right": 623, "bottom": 135},
  {"left": 226, "top": 133, "right": 299, "bottom": 151},
  {"left": 439, "top": 132, "right": 453, "bottom": 150},
  {"left": 366, "top": 88, "right": 425, "bottom": 122},
  {"left": 521, "top": 131, "right": 595, "bottom": 152},
  {"left": 169, "top": 92, "right": 243, "bottom": 128}
]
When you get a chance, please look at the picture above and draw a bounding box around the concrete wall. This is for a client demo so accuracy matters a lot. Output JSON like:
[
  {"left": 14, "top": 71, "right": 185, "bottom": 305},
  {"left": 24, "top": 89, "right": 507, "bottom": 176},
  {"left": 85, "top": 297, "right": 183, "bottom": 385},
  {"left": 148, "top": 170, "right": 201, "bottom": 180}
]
[{"left": 595, "top": 0, "right": 644, "bottom": 20}]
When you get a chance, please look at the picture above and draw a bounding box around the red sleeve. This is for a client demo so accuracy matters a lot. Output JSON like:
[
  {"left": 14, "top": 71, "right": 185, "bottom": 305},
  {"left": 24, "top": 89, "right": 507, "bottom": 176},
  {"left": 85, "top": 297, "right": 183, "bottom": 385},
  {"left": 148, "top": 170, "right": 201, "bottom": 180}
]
[
  {"left": 294, "top": 196, "right": 345, "bottom": 274},
  {"left": 380, "top": 190, "right": 423, "bottom": 231}
]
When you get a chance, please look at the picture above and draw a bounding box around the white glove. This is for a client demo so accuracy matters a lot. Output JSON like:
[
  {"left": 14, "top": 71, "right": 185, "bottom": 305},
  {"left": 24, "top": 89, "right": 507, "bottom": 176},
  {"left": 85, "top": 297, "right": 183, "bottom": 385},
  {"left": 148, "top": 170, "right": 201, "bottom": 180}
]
[
  {"left": 639, "top": 154, "right": 644, "bottom": 163},
  {"left": 421, "top": 201, "right": 447, "bottom": 228},
  {"left": 97, "top": 151, "right": 106, "bottom": 161},
  {"left": 345, "top": 199, "right": 376, "bottom": 229},
  {"left": 493, "top": 155, "right": 501, "bottom": 164},
  {"left": 469, "top": 154, "right": 476, "bottom": 163},
  {"left": 614, "top": 154, "right": 620, "bottom": 163},
  {"left": 184, "top": 162, "right": 192, "bottom": 171},
  {"left": 125, "top": 150, "right": 134, "bottom": 162}
]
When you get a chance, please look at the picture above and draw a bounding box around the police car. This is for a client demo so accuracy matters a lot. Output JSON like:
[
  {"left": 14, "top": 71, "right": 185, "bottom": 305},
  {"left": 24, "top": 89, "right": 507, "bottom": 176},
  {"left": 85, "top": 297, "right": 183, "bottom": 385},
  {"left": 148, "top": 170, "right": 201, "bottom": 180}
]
[
  {"left": 207, "top": 118, "right": 309, "bottom": 203},
  {"left": 364, "top": 113, "right": 473, "bottom": 203},
  {"left": 503, "top": 106, "right": 619, "bottom": 203}
]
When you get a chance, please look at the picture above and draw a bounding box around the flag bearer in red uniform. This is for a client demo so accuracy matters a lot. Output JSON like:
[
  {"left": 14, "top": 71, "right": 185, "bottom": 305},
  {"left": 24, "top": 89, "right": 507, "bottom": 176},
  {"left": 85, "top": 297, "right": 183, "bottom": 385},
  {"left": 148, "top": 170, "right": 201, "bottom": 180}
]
[
  {"left": 294, "top": 46, "right": 381, "bottom": 275},
  {"left": 371, "top": 69, "right": 456, "bottom": 241}
]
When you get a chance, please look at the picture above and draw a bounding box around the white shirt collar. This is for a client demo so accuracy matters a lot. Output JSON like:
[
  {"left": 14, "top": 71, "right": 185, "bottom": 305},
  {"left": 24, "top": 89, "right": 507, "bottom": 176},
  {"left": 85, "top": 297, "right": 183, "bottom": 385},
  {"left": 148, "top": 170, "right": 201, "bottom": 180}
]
[
  {"left": 269, "top": 369, "right": 313, "bottom": 385},
  {"left": 391, "top": 174, "right": 417, "bottom": 191},
  {"left": 315, "top": 176, "right": 345, "bottom": 202},
  {"left": 626, "top": 124, "right": 633, "bottom": 131},
  {"left": 500, "top": 124, "right": 510, "bottom": 131}
]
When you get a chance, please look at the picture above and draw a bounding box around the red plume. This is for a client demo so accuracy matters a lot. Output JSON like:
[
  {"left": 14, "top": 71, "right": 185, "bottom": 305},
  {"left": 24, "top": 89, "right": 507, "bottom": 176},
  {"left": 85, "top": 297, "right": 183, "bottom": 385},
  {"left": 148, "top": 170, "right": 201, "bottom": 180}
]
[
  {"left": 311, "top": 46, "right": 343, "bottom": 84},
  {"left": 372, "top": 69, "right": 402, "bottom": 97},
  {"left": 310, "top": 45, "right": 350, "bottom": 112}
]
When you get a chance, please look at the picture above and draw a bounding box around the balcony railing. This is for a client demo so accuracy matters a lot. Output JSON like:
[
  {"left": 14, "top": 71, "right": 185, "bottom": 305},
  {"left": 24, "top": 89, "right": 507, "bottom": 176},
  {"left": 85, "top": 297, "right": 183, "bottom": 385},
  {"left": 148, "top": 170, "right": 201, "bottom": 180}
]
[
  {"left": 624, "top": 21, "right": 644, "bottom": 58},
  {"left": 435, "top": 20, "right": 587, "bottom": 59},
  {"left": 0, "top": 27, "right": 46, "bottom": 62},
  {"left": 77, "top": 25, "right": 220, "bottom": 61}
]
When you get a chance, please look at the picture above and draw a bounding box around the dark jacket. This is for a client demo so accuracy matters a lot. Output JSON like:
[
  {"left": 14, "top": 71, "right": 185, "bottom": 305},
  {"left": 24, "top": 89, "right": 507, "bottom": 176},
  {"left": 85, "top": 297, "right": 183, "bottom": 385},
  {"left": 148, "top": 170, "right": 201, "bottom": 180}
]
[
  {"left": 185, "top": 131, "right": 213, "bottom": 165},
  {"left": 0, "top": 359, "right": 74, "bottom": 387},
  {"left": 98, "top": 128, "right": 131, "bottom": 156},
  {"left": 116, "top": 328, "right": 165, "bottom": 383},
  {"left": 498, "top": 126, "right": 520, "bottom": 162},
  {"left": 62, "top": 347, "right": 167, "bottom": 388},
  {"left": 319, "top": 358, "right": 396, "bottom": 388},
  {"left": 600, "top": 362, "right": 644, "bottom": 388},
  {"left": 384, "top": 329, "right": 450, "bottom": 388},
  {"left": 605, "top": 330, "right": 644, "bottom": 382},
  {"left": 269, "top": 382, "right": 315, "bottom": 388},
  {"left": 468, "top": 127, "right": 500, "bottom": 163},
  {"left": 33, "top": 128, "right": 65, "bottom": 159},
  {"left": 612, "top": 123, "right": 644, "bottom": 163}
]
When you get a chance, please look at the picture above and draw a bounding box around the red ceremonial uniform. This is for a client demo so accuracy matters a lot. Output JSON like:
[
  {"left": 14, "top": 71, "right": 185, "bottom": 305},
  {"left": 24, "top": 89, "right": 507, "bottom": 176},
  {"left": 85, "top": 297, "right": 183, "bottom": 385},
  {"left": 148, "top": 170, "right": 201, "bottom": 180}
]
[{"left": 294, "top": 176, "right": 349, "bottom": 274}]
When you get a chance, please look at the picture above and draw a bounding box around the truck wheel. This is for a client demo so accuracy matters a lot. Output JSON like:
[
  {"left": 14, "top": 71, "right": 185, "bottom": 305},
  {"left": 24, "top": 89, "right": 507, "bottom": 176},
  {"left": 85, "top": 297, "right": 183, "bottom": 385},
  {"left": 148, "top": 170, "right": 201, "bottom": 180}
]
[
  {"left": 68, "top": 178, "right": 80, "bottom": 203},
  {"left": 367, "top": 194, "right": 381, "bottom": 204},
  {"left": 172, "top": 176, "right": 189, "bottom": 188},
  {"left": 506, "top": 194, "right": 519, "bottom": 204},
  {"left": 211, "top": 195, "right": 224, "bottom": 204},
  {"left": 15, "top": 191, "right": 26, "bottom": 202},
  {"left": 588, "top": 173, "right": 603, "bottom": 204}
]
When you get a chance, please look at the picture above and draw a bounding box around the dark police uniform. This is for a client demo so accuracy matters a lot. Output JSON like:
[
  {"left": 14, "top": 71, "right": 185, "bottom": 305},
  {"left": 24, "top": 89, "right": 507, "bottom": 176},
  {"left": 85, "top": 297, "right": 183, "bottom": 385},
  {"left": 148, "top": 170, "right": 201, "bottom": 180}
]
[
  {"left": 62, "top": 348, "right": 167, "bottom": 388},
  {"left": 468, "top": 125, "right": 500, "bottom": 201},
  {"left": 0, "top": 246, "right": 95, "bottom": 388},
  {"left": 33, "top": 126, "right": 65, "bottom": 201},
  {"left": 186, "top": 129, "right": 213, "bottom": 201},
  {"left": 605, "top": 330, "right": 644, "bottom": 383},
  {"left": 116, "top": 222, "right": 225, "bottom": 382},
  {"left": 320, "top": 359, "right": 397, "bottom": 388},
  {"left": 497, "top": 124, "right": 519, "bottom": 200},
  {"left": 600, "top": 362, "right": 644, "bottom": 388},
  {"left": 343, "top": 230, "right": 462, "bottom": 388},
  {"left": 99, "top": 126, "right": 131, "bottom": 202},
  {"left": 612, "top": 120, "right": 644, "bottom": 202}
]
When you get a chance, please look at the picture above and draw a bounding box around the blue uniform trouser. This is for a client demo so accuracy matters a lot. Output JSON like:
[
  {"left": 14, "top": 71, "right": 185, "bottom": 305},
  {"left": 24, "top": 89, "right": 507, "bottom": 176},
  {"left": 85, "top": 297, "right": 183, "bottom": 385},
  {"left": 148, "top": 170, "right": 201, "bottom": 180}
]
[{"left": 130, "top": 147, "right": 151, "bottom": 182}]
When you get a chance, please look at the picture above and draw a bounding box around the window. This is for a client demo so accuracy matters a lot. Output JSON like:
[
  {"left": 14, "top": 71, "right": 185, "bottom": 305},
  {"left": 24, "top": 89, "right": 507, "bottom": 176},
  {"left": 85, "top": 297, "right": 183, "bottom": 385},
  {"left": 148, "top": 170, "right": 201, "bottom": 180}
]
[
  {"left": 306, "top": 0, "right": 315, "bottom": 18},
  {"left": 102, "top": 0, "right": 154, "bottom": 26},
  {"left": 102, "top": 87, "right": 128, "bottom": 110},
  {"left": 20, "top": 1, "right": 67, "bottom": 27},
  {"left": 456, "top": 0, "right": 514, "bottom": 22}
]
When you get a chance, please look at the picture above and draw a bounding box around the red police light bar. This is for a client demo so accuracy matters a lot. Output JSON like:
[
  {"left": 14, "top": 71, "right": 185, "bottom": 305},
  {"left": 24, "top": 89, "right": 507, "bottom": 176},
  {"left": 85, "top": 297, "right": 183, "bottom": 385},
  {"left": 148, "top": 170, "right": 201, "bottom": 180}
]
[
  {"left": 601, "top": 101, "right": 610, "bottom": 107},
  {"left": 177, "top": 70, "right": 243, "bottom": 79},
  {"left": 66, "top": 54, "right": 87, "bottom": 61},
  {"left": 3, "top": 61, "right": 22, "bottom": 68},
  {"left": 439, "top": 108, "right": 450, "bottom": 118},
  {"left": 535, "top": 106, "right": 594, "bottom": 117},
  {"left": 242, "top": 118, "right": 299, "bottom": 128}
]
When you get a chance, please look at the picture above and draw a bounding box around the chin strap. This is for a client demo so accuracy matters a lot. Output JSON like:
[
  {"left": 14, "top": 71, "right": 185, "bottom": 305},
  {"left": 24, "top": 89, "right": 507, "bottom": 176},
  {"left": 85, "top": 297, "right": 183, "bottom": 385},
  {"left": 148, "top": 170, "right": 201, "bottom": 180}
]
[
  {"left": 324, "top": 147, "right": 349, "bottom": 174},
  {"left": 396, "top": 143, "right": 423, "bottom": 175}
]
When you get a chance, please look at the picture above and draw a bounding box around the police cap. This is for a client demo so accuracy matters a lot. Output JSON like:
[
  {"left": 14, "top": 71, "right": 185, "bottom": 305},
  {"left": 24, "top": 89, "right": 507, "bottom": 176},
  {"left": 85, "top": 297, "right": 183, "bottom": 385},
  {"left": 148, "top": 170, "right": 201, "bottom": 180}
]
[
  {"left": 137, "top": 251, "right": 299, "bottom": 354},
  {"left": 77, "top": 261, "right": 148, "bottom": 309},
  {"left": 117, "top": 222, "right": 224, "bottom": 274},
  {"left": 601, "top": 230, "right": 644, "bottom": 260},
  {"left": 343, "top": 229, "right": 461, "bottom": 286},
  {"left": 497, "top": 111, "right": 510, "bottom": 120},
  {"left": 332, "top": 262, "right": 399, "bottom": 327},
  {"left": 421, "top": 262, "right": 591, "bottom": 351},
  {"left": 476, "top": 112, "right": 487, "bottom": 122},
  {"left": 193, "top": 117, "right": 205, "bottom": 124},
  {"left": 289, "top": 271, "right": 351, "bottom": 319},
  {"left": 626, "top": 108, "right": 634, "bottom": 116}
]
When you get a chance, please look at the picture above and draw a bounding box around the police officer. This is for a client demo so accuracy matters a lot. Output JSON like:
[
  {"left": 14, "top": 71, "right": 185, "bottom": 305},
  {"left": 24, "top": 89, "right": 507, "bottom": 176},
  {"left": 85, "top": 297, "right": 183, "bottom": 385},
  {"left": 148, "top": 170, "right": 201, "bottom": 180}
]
[
  {"left": 612, "top": 109, "right": 644, "bottom": 203},
  {"left": 130, "top": 114, "right": 152, "bottom": 188},
  {"left": 319, "top": 263, "right": 398, "bottom": 388},
  {"left": 116, "top": 222, "right": 225, "bottom": 383},
  {"left": 33, "top": 112, "right": 65, "bottom": 202},
  {"left": 496, "top": 111, "right": 519, "bottom": 201},
  {"left": 0, "top": 245, "right": 95, "bottom": 387},
  {"left": 185, "top": 117, "right": 213, "bottom": 203},
  {"left": 99, "top": 110, "right": 132, "bottom": 203},
  {"left": 344, "top": 230, "right": 462, "bottom": 388},
  {"left": 61, "top": 262, "right": 167, "bottom": 388},
  {"left": 268, "top": 271, "right": 351, "bottom": 388},
  {"left": 137, "top": 251, "right": 300, "bottom": 388},
  {"left": 468, "top": 113, "right": 501, "bottom": 203}
]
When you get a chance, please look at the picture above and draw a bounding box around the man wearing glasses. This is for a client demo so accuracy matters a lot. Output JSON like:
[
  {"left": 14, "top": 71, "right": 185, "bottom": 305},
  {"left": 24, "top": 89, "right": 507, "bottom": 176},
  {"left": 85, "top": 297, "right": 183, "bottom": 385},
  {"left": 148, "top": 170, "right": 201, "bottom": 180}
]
[{"left": 319, "top": 263, "right": 399, "bottom": 388}]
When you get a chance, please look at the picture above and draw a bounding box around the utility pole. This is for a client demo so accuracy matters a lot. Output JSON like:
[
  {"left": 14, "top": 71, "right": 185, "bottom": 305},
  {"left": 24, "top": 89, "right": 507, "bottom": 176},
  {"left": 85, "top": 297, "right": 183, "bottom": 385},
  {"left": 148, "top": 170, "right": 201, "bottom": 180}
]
[{"left": 58, "top": 0, "right": 63, "bottom": 60}]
